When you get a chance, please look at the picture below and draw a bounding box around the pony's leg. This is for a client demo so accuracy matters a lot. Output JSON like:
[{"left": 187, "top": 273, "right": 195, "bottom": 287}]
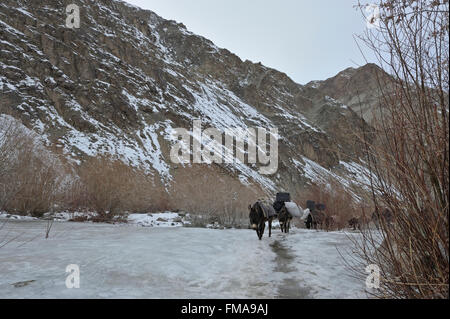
[
  {"left": 256, "top": 224, "right": 261, "bottom": 239},
  {"left": 269, "top": 219, "right": 272, "bottom": 237},
  {"left": 258, "top": 222, "right": 262, "bottom": 240}
]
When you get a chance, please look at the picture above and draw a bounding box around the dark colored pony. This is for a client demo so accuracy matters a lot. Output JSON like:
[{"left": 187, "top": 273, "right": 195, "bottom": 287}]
[
  {"left": 324, "top": 215, "right": 336, "bottom": 232},
  {"left": 278, "top": 206, "right": 292, "bottom": 233},
  {"left": 249, "top": 201, "right": 275, "bottom": 240},
  {"left": 371, "top": 208, "right": 394, "bottom": 229},
  {"left": 348, "top": 217, "right": 361, "bottom": 230},
  {"left": 305, "top": 211, "right": 326, "bottom": 230}
]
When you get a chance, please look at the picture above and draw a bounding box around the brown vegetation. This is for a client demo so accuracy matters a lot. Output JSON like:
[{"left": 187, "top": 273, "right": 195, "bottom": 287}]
[
  {"left": 351, "top": 0, "right": 449, "bottom": 298},
  {"left": 0, "top": 117, "right": 66, "bottom": 216},
  {"left": 169, "top": 165, "right": 266, "bottom": 228},
  {"left": 296, "top": 179, "right": 369, "bottom": 231},
  {"left": 0, "top": 119, "right": 265, "bottom": 227}
]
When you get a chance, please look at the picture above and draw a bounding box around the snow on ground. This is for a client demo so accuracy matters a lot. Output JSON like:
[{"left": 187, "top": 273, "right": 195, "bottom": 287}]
[
  {"left": 49, "top": 211, "right": 97, "bottom": 222},
  {"left": 0, "top": 220, "right": 368, "bottom": 299},
  {"left": 3, "top": 211, "right": 198, "bottom": 228},
  {"left": 128, "top": 212, "right": 185, "bottom": 227},
  {"left": 282, "top": 230, "right": 366, "bottom": 298},
  {"left": 0, "top": 212, "right": 37, "bottom": 221}
]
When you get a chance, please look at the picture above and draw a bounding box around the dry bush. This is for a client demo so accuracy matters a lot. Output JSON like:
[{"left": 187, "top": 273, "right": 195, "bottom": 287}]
[
  {"left": 61, "top": 178, "right": 88, "bottom": 213},
  {"left": 169, "top": 165, "right": 266, "bottom": 228},
  {"left": 0, "top": 115, "right": 29, "bottom": 210},
  {"left": 146, "top": 178, "right": 173, "bottom": 213},
  {"left": 1, "top": 117, "right": 268, "bottom": 225},
  {"left": 351, "top": 0, "right": 449, "bottom": 298},
  {"left": 11, "top": 156, "right": 64, "bottom": 216},
  {"left": 69, "top": 156, "right": 166, "bottom": 220},
  {"left": 0, "top": 115, "right": 67, "bottom": 216}
]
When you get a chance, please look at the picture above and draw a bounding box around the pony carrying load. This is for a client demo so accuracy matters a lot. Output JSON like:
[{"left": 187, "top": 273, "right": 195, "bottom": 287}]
[
  {"left": 273, "top": 192, "right": 305, "bottom": 233},
  {"left": 248, "top": 201, "right": 276, "bottom": 240},
  {"left": 278, "top": 201, "right": 304, "bottom": 233}
]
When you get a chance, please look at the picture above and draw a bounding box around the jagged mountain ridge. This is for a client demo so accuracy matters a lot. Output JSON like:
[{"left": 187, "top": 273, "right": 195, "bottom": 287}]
[
  {"left": 0, "top": 0, "right": 378, "bottom": 196},
  {"left": 306, "top": 63, "right": 390, "bottom": 123}
]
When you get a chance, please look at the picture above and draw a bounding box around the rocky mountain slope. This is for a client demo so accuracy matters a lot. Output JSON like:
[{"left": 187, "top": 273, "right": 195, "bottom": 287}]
[
  {"left": 306, "top": 63, "right": 390, "bottom": 123},
  {"left": 0, "top": 0, "right": 380, "bottom": 198}
]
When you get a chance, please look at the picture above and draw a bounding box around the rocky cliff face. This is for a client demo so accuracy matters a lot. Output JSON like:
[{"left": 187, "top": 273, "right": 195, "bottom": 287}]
[
  {"left": 0, "top": 0, "right": 380, "bottom": 197},
  {"left": 306, "top": 63, "right": 390, "bottom": 123}
]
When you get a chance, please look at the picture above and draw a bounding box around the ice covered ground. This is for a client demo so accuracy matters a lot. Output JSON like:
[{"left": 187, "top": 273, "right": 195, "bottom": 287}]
[
  {"left": 128, "top": 212, "right": 185, "bottom": 227},
  {"left": 0, "top": 220, "right": 368, "bottom": 299},
  {"left": 0, "top": 212, "right": 37, "bottom": 221}
]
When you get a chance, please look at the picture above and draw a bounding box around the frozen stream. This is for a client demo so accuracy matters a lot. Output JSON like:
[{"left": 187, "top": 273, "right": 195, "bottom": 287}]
[{"left": 0, "top": 220, "right": 367, "bottom": 298}]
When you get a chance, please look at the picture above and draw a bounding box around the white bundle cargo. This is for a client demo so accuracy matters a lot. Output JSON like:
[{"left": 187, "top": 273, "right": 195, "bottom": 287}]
[
  {"left": 284, "top": 202, "right": 303, "bottom": 218},
  {"left": 302, "top": 208, "right": 311, "bottom": 220}
]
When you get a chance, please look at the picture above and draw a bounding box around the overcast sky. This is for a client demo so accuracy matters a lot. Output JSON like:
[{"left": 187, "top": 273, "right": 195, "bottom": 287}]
[{"left": 124, "top": 0, "right": 375, "bottom": 84}]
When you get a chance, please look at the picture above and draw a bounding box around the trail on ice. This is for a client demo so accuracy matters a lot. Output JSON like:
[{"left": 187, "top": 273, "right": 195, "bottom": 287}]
[{"left": 0, "top": 221, "right": 367, "bottom": 298}]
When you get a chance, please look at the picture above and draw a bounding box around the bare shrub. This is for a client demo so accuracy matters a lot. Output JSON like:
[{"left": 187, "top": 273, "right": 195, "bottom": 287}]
[
  {"left": 0, "top": 115, "right": 29, "bottom": 209},
  {"left": 61, "top": 178, "right": 89, "bottom": 214},
  {"left": 169, "top": 165, "right": 266, "bottom": 228},
  {"left": 0, "top": 115, "right": 66, "bottom": 216},
  {"left": 297, "top": 179, "right": 362, "bottom": 231},
  {"left": 71, "top": 156, "right": 160, "bottom": 220},
  {"left": 145, "top": 178, "right": 173, "bottom": 213},
  {"left": 12, "top": 155, "right": 65, "bottom": 217},
  {"left": 45, "top": 219, "right": 54, "bottom": 239},
  {"left": 352, "top": 0, "right": 449, "bottom": 298}
]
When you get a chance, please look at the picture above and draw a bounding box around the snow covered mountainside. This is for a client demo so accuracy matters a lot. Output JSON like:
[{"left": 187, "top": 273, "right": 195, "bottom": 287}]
[{"left": 1, "top": 0, "right": 378, "bottom": 195}]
